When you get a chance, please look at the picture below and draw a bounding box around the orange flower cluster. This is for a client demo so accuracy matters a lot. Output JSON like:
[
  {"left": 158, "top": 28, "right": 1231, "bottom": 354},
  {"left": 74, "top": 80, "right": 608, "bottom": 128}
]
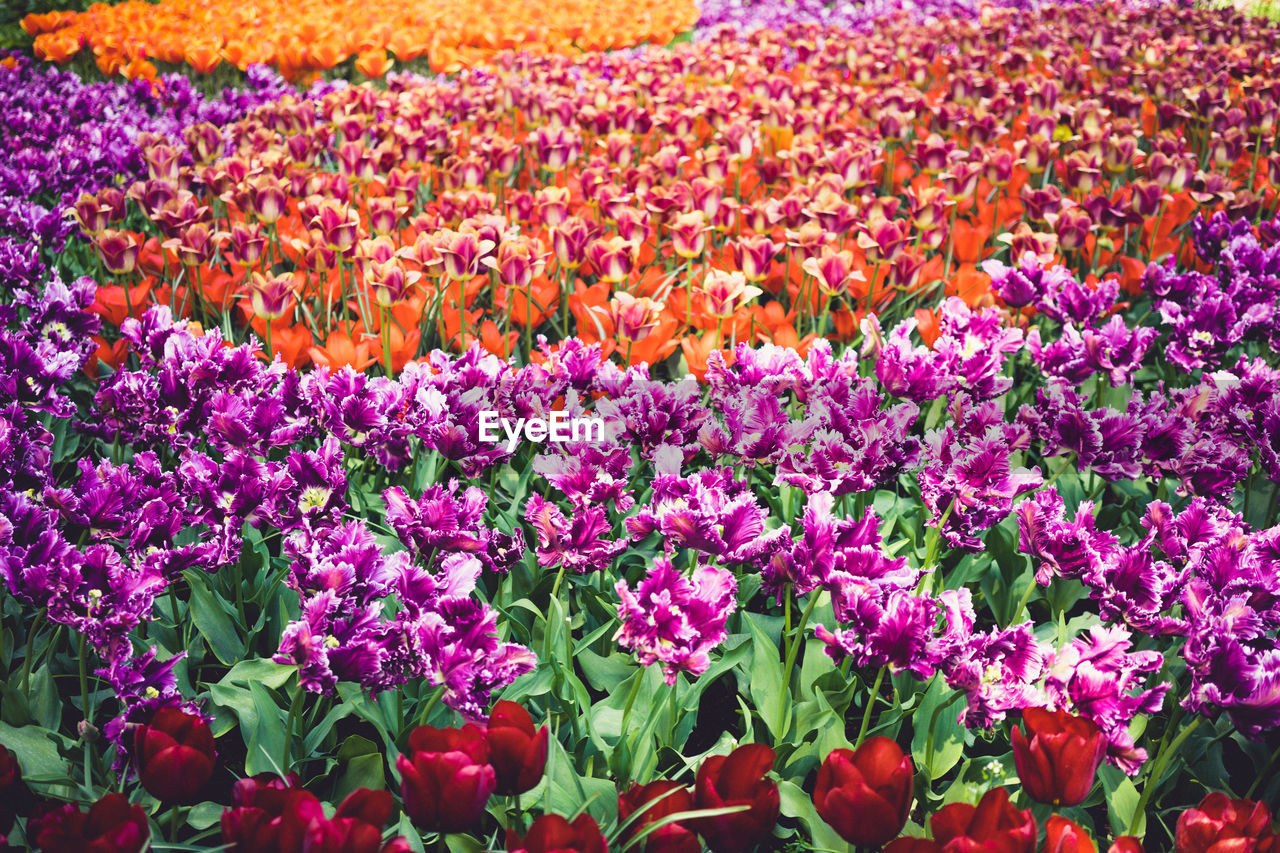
[
  {"left": 74, "top": 3, "right": 1280, "bottom": 379},
  {"left": 22, "top": 0, "right": 697, "bottom": 80}
]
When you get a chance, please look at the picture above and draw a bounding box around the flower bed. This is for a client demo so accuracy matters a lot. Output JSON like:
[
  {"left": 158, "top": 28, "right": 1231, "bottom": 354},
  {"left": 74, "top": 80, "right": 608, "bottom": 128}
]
[
  {"left": 52, "top": 2, "right": 1280, "bottom": 383},
  {"left": 20, "top": 0, "right": 698, "bottom": 81}
]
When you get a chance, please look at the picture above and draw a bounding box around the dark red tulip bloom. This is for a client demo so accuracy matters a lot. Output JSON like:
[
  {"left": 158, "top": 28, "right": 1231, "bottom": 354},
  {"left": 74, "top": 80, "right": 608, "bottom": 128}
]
[
  {"left": 1108, "top": 837, "right": 1144, "bottom": 853},
  {"left": 397, "top": 724, "right": 496, "bottom": 834},
  {"left": 929, "top": 787, "right": 1036, "bottom": 853},
  {"left": 222, "top": 780, "right": 325, "bottom": 853},
  {"left": 691, "top": 743, "right": 779, "bottom": 852},
  {"left": 487, "top": 700, "right": 549, "bottom": 796},
  {"left": 29, "top": 793, "right": 150, "bottom": 853},
  {"left": 224, "top": 782, "right": 409, "bottom": 853},
  {"left": 133, "top": 707, "right": 217, "bottom": 804},
  {"left": 1045, "top": 816, "right": 1097, "bottom": 853},
  {"left": 0, "top": 744, "right": 32, "bottom": 836},
  {"left": 1011, "top": 707, "right": 1106, "bottom": 807},
  {"left": 506, "top": 813, "right": 608, "bottom": 853},
  {"left": 1175, "top": 793, "right": 1277, "bottom": 853},
  {"left": 617, "top": 780, "right": 700, "bottom": 853},
  {"left": 813, "top": 737, "right": 914, "bottom": 849},
  {"left": 883, "top": 838, "right": 943, "bottom": 853}
]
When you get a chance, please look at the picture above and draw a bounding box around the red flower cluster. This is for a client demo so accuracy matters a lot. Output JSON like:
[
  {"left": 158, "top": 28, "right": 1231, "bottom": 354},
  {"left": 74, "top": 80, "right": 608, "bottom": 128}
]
[
  {"left": 221, "top": 774, "right": 410, "bottom": 853},
  {"left": 618, "top": 743, "right": 779, "bottom": 853},
  {"left": 399, "top": 700, "right": 549, "bottom": 833}
]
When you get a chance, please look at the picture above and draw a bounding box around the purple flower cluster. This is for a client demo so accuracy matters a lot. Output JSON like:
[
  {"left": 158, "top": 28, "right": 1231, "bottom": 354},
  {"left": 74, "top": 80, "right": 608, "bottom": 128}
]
[
  {"left": 1019, "top": 491, "right": 1280, "bottom": 740},
  {"left": 1144, "top": 211, "right": 1280, "bottom": 373}
]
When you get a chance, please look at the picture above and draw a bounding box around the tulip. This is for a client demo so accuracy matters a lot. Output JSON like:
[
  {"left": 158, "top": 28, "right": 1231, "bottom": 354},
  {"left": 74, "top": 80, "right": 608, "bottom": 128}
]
[
  {"left": 551, "top": 217, "right": 595, "bottom": 270},
  {"left": 669, "top": 211, "right": 708, "bottom": 259},
  {"left": 617, "top": 781, "right": 700, "bottom": 853},
  {"left": 486, "top": 700, "right": 549, "bottom": 796},
  {"left": 29, "top": 793, "right": 150, "bottom": 853},
  {"left": 586, "top": 236, "right": 639, "bottom": 284},
  {"left": 246, "top": 272, "right": 296, "bottom": 321},
  {"left": 930, "top": 787, "right": 1036, "bottom": 853},
  {"left": 610, "top": 293, "right": 664, "bottom": 343},
  {"left": 133, "top": 707, "right": 217, "bottom": 804},
  {"left": 1011, "top": 707, "right": 1107, "bottom": 807},
  {"left": 397, "top": 724, "right": 496, "bottom": 834},
  {"left": 691, "top": 743, "right": 779, "bottom": 852},
  {"left": 95, "top": 229, "right": 142, "bottom": 275},
  {"left": 506, "top": 814, "right": 608, "bottom": 853},
  {"left": 1045, "top": 816, "right": 1098, "bottom": 853},
  {"left": 700, "top": 269, "right": 762, "bottom": 318},
  {"left": 802, "top": 248, "right": 862, "bottom": 296},
  {"left": 0, "top": 744, "right": 30, "bottom": 838},
  {"left": 813, "top": 737, "right": 914, "bottom": 849},
  {"left": 1175, "top": 793, "right": 1277, "bottom": 853}
]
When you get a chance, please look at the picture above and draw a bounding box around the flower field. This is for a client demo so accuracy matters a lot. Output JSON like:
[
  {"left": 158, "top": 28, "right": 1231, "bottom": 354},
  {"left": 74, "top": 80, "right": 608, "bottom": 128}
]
[{"left": 2, "top": 0, "right": 1280, "bottom": 850}]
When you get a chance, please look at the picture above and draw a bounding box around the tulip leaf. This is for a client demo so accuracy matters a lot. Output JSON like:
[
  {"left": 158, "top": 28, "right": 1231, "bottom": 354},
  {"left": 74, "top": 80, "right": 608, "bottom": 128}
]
[
  {"left": 186, "top": 573, "right": 245, "bottom": 666},
  {"left": 0, "top": 721, "right": 69, "bottom": 784},
  {"left": 185, "top": 801, "right": 223, "bottom": 831},
  {"left": 245, "top": 681, "right": 286, "bottom": 777},
  {"left": 778, "top": 779, "right": 852, "bottom": 853},
  {"left": 1103, "top": 768, "right": 1142, "bottom": 837},
  {"left": 911, "top": 676, "right": 965, "bottom": 781},
  {"left": 744, "top": 612, "right": 788, "bottom": 740}
]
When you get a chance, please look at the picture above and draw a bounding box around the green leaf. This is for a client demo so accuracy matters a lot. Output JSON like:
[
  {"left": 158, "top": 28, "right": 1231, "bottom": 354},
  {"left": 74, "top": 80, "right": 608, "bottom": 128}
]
[
  {"left": 779, "top": 779, "right": 851, "bottom": 852},
  {"left": 186, "top": 801, "right": 223, "bottom": 831},
  {"left": 744, "top": 612, "right": 787, "bottom": 740},
  {"left": 1103, "top": 767, "right": 1142, "bottom": 837},
  {"left": 245, "top": 682, "right": 286, "bottom": 777},
  {"left": 910, "top": 677, "right": 965, "bottom": 780},
  {"left": 187, "top": 574, "right": 245, "bottom": 666},
  {"left": 0, "top": 721, "right": 68, "bottom": 783},
  {"left": 219, "top": 659, "right": 296, "bottom": 690}
]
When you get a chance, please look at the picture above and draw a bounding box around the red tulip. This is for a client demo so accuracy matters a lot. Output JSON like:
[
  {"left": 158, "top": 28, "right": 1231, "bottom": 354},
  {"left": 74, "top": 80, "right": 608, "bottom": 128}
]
[
  {"left": 0, "top": 744, "right": 30, "bottom": 837},
  {"left": 1175, "top": 793, "right": 1277, "bottom": 853},
  {"left": 1011, "top": 707, "right": 1107, "bottom": 807},
  {"left": 29, "top": 793, "right": 150, "bottom": 853},
  {"left": 1108, "top": 837, "right": 1144, "bottom": 853},
  {"left": 691, "top": 743, "right": 780, "bottom": 852},
  {"left": 487, "top": 700, "right": 549, "bottom": 796},
  {"left": 222, "top": 776, "right": 324, "bottom": 853},
  {"left": 506, "top": 813, "right": 608, "bottom": 853},
  {"left": 813, "top": 737, "right": 914, "bottom": 848},
  {"left": 1045, "top": 816, "right": 1098, "bottom": 853},
  {"left": 397, "top": 724, "right": 496, "bottom": 834},
  {"left": 617, "top": 780, "right": 700, "bottom": 853},
  {"left": 223, "top": 780, "right": 409, "bottom": 853},
  {"left": 930, "top": 787, "right": 1036, "bottom": 853},
  {"left": 133, "top": 707, "right": 217, "bottom": 804}
]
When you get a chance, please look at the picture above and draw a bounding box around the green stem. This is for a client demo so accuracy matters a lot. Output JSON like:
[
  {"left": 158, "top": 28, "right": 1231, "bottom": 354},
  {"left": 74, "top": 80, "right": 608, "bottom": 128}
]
[
  {"left": 417, "top": 685, "right": 443, "bottom": 728},
  {"left": 21, "top": 609, "right": 46, "bottom": 696},
  {"left": 856, "top": 666, "right": 887, "bottom": 747},
  {"left": 381, "top": 306, "right": 394, "bottom": 378},
  {"left": 777, "top": 591, "right": 821, "bottom": 737},
  {"left": 1129, "top": 715, "right": 1203, "bottom": 835},
  {"left": 283, "top": 685, "right": 305, "bottom": 775},
  {"left": 617, "top": 671, "right": 645, "bottom": 751}
]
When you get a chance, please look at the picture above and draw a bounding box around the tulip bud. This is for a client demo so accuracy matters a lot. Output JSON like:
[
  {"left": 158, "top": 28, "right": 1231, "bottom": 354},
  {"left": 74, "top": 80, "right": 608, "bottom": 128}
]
[
  {"left": 486, "top": 700, "right": 549, "bottom": 796},
  {"left": 813, "top": 738, "right": 914, "bottom": 849},
  {"left": 587, "top": 236, "right": 639, "bottom": 284},
  {"left": 691, "top": 743, "right": 779, "bottom": 853},
  {"left": 397, "top": 724, "right": 496, "bottom": 834},
  {"left": 95, "top": 229, "right": 143, "bottom": 275},
  {"left": 133, "top": 708, "right": 217, "bottom": 804},
  {"left": 506, "top": 814, "right": 607, "bottom": 853},
  {"left": 618, "top": 781, "right": 699, "bottom": 853}
]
